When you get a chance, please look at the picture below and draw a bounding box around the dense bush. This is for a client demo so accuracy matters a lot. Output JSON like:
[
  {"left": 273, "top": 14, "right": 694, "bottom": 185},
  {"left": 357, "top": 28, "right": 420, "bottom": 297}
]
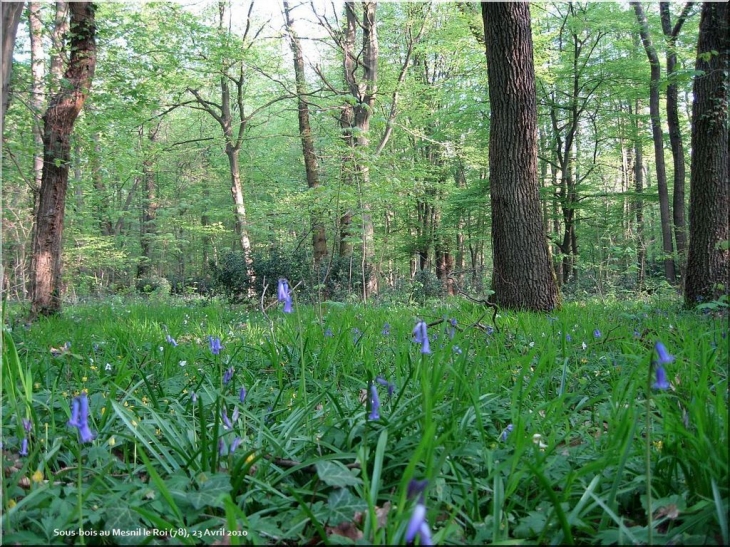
[
  {"left": 411, "top": 269, "right": 442, "bottom": 303},
  {"left": 134, "top": 275, "right": 171, "bottom": 298}
]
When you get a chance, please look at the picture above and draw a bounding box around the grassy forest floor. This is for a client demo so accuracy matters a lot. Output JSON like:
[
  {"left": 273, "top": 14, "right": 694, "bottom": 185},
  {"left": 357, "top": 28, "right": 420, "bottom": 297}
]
[{"left": 2, "top": 294, "right": 728, "bottom": 545}]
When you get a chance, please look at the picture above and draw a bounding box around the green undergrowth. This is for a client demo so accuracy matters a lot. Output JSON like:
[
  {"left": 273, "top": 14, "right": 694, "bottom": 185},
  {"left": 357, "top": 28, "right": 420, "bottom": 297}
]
[{"left": 2, "top": 296, "right": 728, "bottom": 545}]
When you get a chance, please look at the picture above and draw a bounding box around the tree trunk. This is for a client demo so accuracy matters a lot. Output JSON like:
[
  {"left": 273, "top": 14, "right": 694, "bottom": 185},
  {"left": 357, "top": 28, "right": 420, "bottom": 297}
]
[
  {"left": 29, "top": 3, "right": 45, "bottom": 192},
  {"left": 633, "top": 100, "right": 646, "bottom": 292},
  {"left": 632, "top": 2, "right": 677, "bottom": 283},
  {"left": 660, "top": 2, "right": 693, "bottom": 277},
  {"left": 1, "top": 1, "right": 24, "bottom": 125},
  {"left": 482, "top": 2, "right": 559, "bottom": 311},
  {"left": 684, "top": 2, "right": 729, "bottom": 306},
  {"left": 137, "top": 122, "right": 160, "bottom": 279},
  {"left": 283, "top": 0, "right": 327, "bottom": 267},
  {"left": 30, "top": 2, "right": 96, "bottom": 317}
]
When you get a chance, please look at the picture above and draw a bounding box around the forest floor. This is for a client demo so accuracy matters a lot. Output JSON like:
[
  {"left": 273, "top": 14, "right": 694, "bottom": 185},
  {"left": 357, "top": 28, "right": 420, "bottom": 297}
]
[{"left": 2, "top": 295, "right": 728, "bottom": 545}]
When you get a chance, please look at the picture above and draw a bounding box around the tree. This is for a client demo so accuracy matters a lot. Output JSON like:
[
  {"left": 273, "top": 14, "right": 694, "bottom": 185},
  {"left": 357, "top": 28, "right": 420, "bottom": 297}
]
[
  {"left": 29, "top": 2, "right": 97, "bottom": 317},
  {"left": 482, "top": 2, "right": 559, "bottom": 311},
  {"left": 1, "top": 1, "right": 24, "bottom": 127},
  {"left": 684, "top": 2, "right": 728, "bottom": 306},
  {"left": 631, "top": 1, "right": 676, "bottom": 283}
]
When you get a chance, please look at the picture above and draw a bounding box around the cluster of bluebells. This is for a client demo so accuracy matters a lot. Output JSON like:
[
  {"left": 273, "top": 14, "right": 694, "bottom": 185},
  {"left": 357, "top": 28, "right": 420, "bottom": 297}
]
[
  {"left": 223, "top": 366, "right": 235, "bottom": 385},
  {"left": 381, "top": 323, "right": 390, "bottom": 336},
  {"left": 165, "top": 334, "right": 178, "bottom": 347},
  {"left": 375, "top": 376, "right": 396, "bottom": 398},
  {"left": 446, "top": 318, "right": 457, "bottom": 340},
  {"left": 499, "top": 423, "right": 514, "bottom": 442},
  {"left": 277, "top": 278, "right": 293, "bottom": 313},
  {"left": 653, "top": 341, "right": 673, "bottom": 390},
  {"left": 209, "top": 336, "right": 223, "bottom": 355},
  {"left": 406, "top": 480, "right": 433, "bottom": 545},
  {"left": 219, "top": 437, "right": 243, "bottom": 456},
  {"left": 68, "top": 392, "right": 95, "bottom": 443},
  {"left": 19, "top": 419, "right": 32, "bottom": 456},
  {"left": 412, "top": 320, "right": 431, "bottom": 354}
]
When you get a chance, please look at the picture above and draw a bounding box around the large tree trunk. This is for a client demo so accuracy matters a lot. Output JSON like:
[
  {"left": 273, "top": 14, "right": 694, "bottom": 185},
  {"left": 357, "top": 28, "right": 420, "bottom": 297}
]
[
  {"left": 632, "top": 2, "right": 677, "bottom": 283},
  {"left": 660, "top": 2, "right": 693, "bottom": 277},
  {"left": 283, "top": 0, "right": 327, "bottom": 267},
  {"left": 684, "top": 2, "right": 729, "bottom": 306},
  {"left": 29, "top": 2, "right": 96, "bottom": 317},
  {"left": 482, "top": 2, "right": 559, "bottom": 311},
  {"left": 1, "top": 1, "right": 24, "bottom": 126}
]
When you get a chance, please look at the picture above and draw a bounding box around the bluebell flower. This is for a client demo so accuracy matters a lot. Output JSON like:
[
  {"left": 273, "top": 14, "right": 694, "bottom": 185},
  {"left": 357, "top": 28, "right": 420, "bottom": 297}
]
[
  {"left": 230, "top": 437, "right": 242, "bottom": 453},
  {"left": 231, "top": 407, "right": 239, "bottom": 423},
  {"left": 191, "top": 391, "right": 198, "bottom": 403},
  {"left": 277, "top": 278, "right": 290, "bottom": 302},
  {"left": 223, "top": 366, "right": 235, "bottom": 385},
  {"left": 447, "top": 318, "right": 457, "bottom": 339},
  {"left": 68, "top": 393, "right": 95, "bottom": 443},
  {"left": 412, "top": 321, "right": 431, "bottom": 354},
  {"left": 222, "top": 408, "right": 233, "bottom": 430},
  {"left": 19, "top": 438, "right": 28, "bottom": 457},
  {"left": 634, "top": 329, "right": 641, "bottom": 338},
  {"left": 23, "top": 419, "right": 32, "bottom": 433},
  {"left": 452, "top": 345, "right": 462, "bottom": 355},
  {"left": 565, "top": 334, "right": 572, "bottom": 342},
  {"left": 352, "top": 328, "right": 363, "bottom": 345},
  {"left": 218, "top": 438, "right": 226, "bottom": 456},
  {"left": 406, "top": 480, "right": 432, "bottom": 545},
  {"left": 283, "top": 294, "right": 293, "bottom": 314},
  {"left": 165, "top": 335, "right": 178, "bottom": 347},
  {"left": 239, "top": 387, "right": 247, "bottom": 403},
  {"left": 324, "top": 328, "right": 333, "bottom": 338},
  {"left": 654, "top": 342, "right": 675, "bottom": 364},
  {"left": 653, "top": 365, "right": 670, "bottom": 390},
  {"left": 381, "top": 323, "right": 390, "bottom": 336},
  {"left": 376, "top": 376, "right": 396, "bottom": 397},
  {"left": 368, "top": 384, "right": 381, "bottom": 420},
  {"left": 593, "top": 329, "right": 601, "bottom": 338},
  {"left": 209, "top": 336, "right": 223, "bottom": 355},
  {"left": 486, "top": 326, "right": 494, "bottom": 336},
  {"left": 500, "top": 424, "right": 514, "bottom": 442}
]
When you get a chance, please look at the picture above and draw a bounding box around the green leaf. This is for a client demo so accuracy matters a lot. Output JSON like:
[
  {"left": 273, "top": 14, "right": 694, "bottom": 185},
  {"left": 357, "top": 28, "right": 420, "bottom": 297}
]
[
  {"left": 325, "top": 488, "right": 368, "bottom": 526},
  {"left": 315, "top": 461, "right": 362, "bottom": 488}
]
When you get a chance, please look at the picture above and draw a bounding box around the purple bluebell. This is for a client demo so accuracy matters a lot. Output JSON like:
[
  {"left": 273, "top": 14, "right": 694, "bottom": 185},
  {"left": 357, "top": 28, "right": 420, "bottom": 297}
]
[
  {"left": 381, "top": 323, "right": 390, "bottom": 336},
  {"left": 412, "top": 321, "right": 431, "bottom": 354},
  {"left": 486, "top": 326, "right": 494, "bottom": 336},
  {"left": 165, "top": 335, "right": 178, "bottom": 347},
  {"left": 191, "top": 391, "right": 198, "bottom": 403},
  {"left": 654, "top": 342, "right": 675, "bottom": 364},
  {"left": 277, "top": 278, "right": 290, "bottom": 302},
  {"left": 68, "top": 393, "right": 95, "bottom": 443},
  {"left": 230, "top": 437, "right": 243, "bottom": 453},
  {"left": 23, "top": 419, "right": 32, "bottom": 433},
  {"left": 376, "top": 376, "right": 396, "bottom": 397},
  {"left": 19, "top": 438, "right": 29, "bottom": 457},
  {"left": 239, "top": 387, "right": 247, "bottom": 403},
  {"left": 283, "top": 294, "right": 293, "bottom": 313},
  {"left": 447, "top": 318, "right": 457, "bottom": 339},
  {"left": 406, "top": 480, "right": 432, "bottom": 545},
  {"left": 368, "top": 384, "right": 381, "bottom": 420},
  {"left": 223, "top": 366, "right": 235, "bottom": 385},
  {"left": 452, "top": 345, "right": 462, "bottom": 355},
  {"left": 565, "top": 334, "right": 572, "bottom": 342},
  {"left": 500, "top": 424, "right": 514, "bottom": 442},
  {"left": 593, "top": 329, "right": 601, "bottom": 338},
  {"left": 209, "top": 336, "right": 223, "bottom": 355},
  {"left": 218, "top": 438, "right": 226, "bottom": 456},
  {"left": 222, "top": 408, "right": 233, "bottom": 430},
  {"left": 653, "top": 365, "right": 671, "bottom": 390},
  {"left": 231, "top": 407, "right": 240, "bottom": 423},
  {"left": 324, "top": 328, "right": 333, "bottom": 338}
]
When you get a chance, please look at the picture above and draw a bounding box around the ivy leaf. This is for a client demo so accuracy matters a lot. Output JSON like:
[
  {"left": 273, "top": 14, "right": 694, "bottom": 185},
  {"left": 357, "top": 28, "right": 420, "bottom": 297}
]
[
  {"left": 325, "top": 488, "right": 368, "bottom": 526},
  {"left": 315, "top": 461, "right": 362, "bottom": 488}
]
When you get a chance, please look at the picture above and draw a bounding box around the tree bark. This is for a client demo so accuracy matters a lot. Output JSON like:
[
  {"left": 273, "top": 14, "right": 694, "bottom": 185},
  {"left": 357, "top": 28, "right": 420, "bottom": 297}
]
[
  {"left": 684, "top": 2, "right": 729, "bottom": 306},
  {"left": 29, "top": 3, "right": 45, "bottom": 192},
  {"left": 283, "top": 0, "right": 327, "bottom": 267},
  {"left": 137, "top": 122, "right": 160, "bottom": 280},
  {"left": 632, "top": 1, "right": 677, "bottom": 283},
  {"left": 482, "top": 2, "right": 559, "bottom": 311},
  {"left": 660, "top": 2, "right": 694, "bottom": 276},
  {"left": 1, "top": 1, "right": 24, "bottom": 126},
  {"left": 30, "top": 2, "right": 96, "bottom": 317}
]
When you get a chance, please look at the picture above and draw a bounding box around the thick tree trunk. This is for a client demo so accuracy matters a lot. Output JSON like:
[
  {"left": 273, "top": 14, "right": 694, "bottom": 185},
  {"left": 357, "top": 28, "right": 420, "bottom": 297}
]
[
  {"left": 660, "top": 2, "right": 693, "bottom": 276},
  {"left": 1, "top": 1, "right": 23, "bottom": 126},
  {"left": 482, "top": 2, "right": 559, "bottom": 311},
  {"left": 30, "top": 2, "right": 96, "bottom": 317},
  {"left": 632, "top": 2, "right": 677, "bottom": 283},
  {"left": 283, "top": 0, "right": 327, "bottom": 267},
  {"left": 685, "top": 2, "right": 729, "bottom": 306}
]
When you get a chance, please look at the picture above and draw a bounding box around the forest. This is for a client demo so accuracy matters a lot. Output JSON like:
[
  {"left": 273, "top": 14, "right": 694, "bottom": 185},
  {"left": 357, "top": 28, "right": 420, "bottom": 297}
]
[{"left": 1, "top": 1, "right": 728, "bottom": 545}]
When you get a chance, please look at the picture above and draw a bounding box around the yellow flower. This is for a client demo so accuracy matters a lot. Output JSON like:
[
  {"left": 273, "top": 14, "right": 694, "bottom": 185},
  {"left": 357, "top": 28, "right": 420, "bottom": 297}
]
[
  {"left": 101, "top": 407, "right": 106, "bottom": 415},
  {"left": 7, "top": 499, "right": 16, "bottom": 509},
  {"left": 31, "top": 470, "right": 44, "bottom": 483},
  {"left": 81, "top": 376, "right": 87, "bottom": 383},
  {"left": 34, "top": 383, "right": 41, "bottom": 390},
  {"left": 653, "top": 440, "right": 663, "bottom": 452},
  {"left": 245, "top": 453, "right": 256, "bottom": 464},
  {"left": 108, "top": 436, "right": 116, "bottom": 447}
]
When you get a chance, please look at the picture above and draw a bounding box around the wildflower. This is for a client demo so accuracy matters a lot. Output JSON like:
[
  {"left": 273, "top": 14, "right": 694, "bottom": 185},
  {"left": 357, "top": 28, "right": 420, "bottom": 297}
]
[
  {"left": 352, "top": 328, "right": 363, "bottom": 344},
  {"left": 105, "top": 363, "right": 112, "bottom": 371},
  {"left": 368, "top": 384, "right": 381, "bottom": 421},
  {"left": 486, "top": 326, "right": 494, "bottom": 336},
  {"left": 581, "top": 342, "right": 587, "bottom": 350},
  {"left": 222, "top": 409, "right": 233, "bottom": 430},
  {"left": 31, "top": 470, "right": 43, "bottom": 483},
  {"left": 565, "top": 334, "right": 572, "bottom": 342},
  {"left": 324, "top": 328, "right": 333, "bottom": 338},
  {"left": 283, "top": 295, "right": 293, "bottom": 313},
  {"left": 209, "top": 336, "right": 223, "bottom": 355},
  {"left": 653, "top": 365, "right": 671, "bottom": 390},
  {"left": 239, "top": 387, "right": 247, "bottom": 403},
  {"left": 165, "top": 335, "right": 178, "bottom": 347},
  {"left": 500, "top": 424, "right": 514, "bottom": 442},
  {"left": 593, "top": 329, "right": 601, "bottom": 338},
  {"left": 376, "top": 376, "right": 396, "bottom": 397},
  {"left": 178, "top": 360, "right": 187, "bottom": 367},
  {"left": 412, "top": 321, "right": 431, "bottom": 354},
  {"left": 452, "top": 345, "right": 462, "bottom": 355},
  {"left": 218, "top": 438, "right": 226, "bottom": 456},
  {"left": 68, "top": 393, "right": 95, "bottom": 443},
  {"left": 231, "top": 407, "right": 239, "bottom": 423},
  {"left": 532, "top": 433, "right": 548, "bottom": 450},
  {"left": 230, "top": 437, "right": 243, "bottom": 453},
  {"left": 19, "top": 438, "right": 28, "bottom": 457},
  {"left": 406, "top": 480, "right": 432, "bottom": 546},
  {"left": 277, "top": 278, "right": 290, "bottom": 302},
  {"left": 381, "top": 323, "right": 390, "bottom": 336},
  {"left": 108, "top": 436, "right": 116, "bottom": 447},
  {"left": 447, "top": 318, "right": 457, "bottom": 339},
  {"left": 223, "top": 366, "right": 235, "bottom": 385},
  {"left": 654, "top": 342, "right": 675, "bottom": 364},
  {"left": 23, "top": 419, "right": 32, "bottom": 433},
  {"left": 191, "top": 391, "right": 198, "bottom": 403}
]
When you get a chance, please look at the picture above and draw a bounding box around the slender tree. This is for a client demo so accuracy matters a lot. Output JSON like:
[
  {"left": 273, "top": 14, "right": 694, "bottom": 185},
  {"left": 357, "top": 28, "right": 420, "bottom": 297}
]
[
  {"left": 684, "top": 2, "right": 728, "bottom": 306},
  {"left": 1, "top": 1, "right": 24, "bottom": 127},
  {"left": 482, "top": 2, "right": 559, "bottom": 311},
  {"left": 631, "top": 1, "right": 677, "bottom": 283},
  {"left": 29, "top": 2, "right": 97, "bottom": 317}
]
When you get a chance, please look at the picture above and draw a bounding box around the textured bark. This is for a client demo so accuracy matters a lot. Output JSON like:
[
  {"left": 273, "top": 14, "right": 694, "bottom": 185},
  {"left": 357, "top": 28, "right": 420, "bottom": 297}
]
[
  {"left": 685, "top": 2, "right": 729, "bottom": 306},
  {"left": 283, "top": 0, "right": 327, "bottom": 266},
  {"left": 633, "top": 100, "right": 646, "bottom": 291},
  {"left": 29, "top": 3, "right": 45, "bottom": 191},
  {"left": 632, "top": 2, "right": 677, "bottom": 283},
  {"left": 482, "top": 2, "right": 559, "bottom": 311},
  {"left": 660, "top": 2, "right": 694, "bottom": 273},
  {"left": 1, "top": 1, "right": 23, "bottom": 125},
  {"left": 30, "top": 2, "right": 96, "bottom": 317}
]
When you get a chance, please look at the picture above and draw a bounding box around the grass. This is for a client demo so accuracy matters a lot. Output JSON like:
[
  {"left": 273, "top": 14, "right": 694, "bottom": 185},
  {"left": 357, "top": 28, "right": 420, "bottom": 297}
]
[{"left": 1, "top": 294, "right": 727, "bottom": 545}]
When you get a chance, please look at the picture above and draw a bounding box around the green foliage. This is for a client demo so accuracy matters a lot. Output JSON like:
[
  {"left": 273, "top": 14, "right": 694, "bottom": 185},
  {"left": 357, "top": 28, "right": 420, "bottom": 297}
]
[{"left": 411, "top": 269, "right": 443, "bottom": 304}]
